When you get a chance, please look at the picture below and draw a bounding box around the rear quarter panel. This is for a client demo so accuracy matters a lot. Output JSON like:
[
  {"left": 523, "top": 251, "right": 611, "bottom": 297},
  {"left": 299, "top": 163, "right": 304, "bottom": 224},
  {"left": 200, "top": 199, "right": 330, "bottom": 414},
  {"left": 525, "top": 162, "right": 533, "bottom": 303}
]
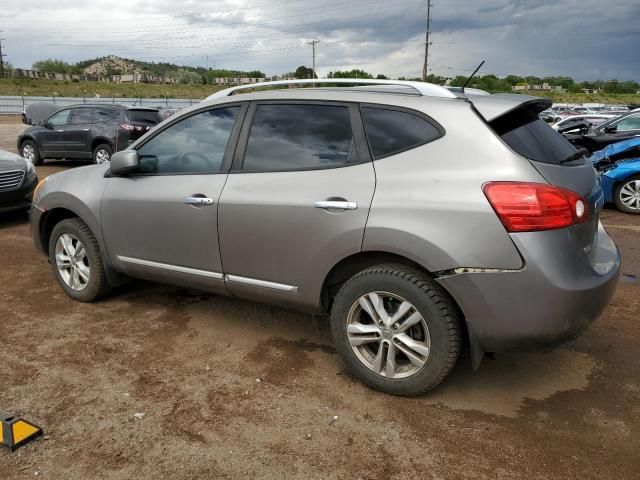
[{"left": 363, "top": 98, "right": 548, "bottom": 271}]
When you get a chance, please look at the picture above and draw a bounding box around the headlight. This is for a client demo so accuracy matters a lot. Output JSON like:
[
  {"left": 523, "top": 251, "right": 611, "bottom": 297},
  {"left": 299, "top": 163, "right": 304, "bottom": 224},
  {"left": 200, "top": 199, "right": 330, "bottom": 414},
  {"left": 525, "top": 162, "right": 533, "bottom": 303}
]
[{"left": 25, "top": 161, "right": 36, "bottom": 178}]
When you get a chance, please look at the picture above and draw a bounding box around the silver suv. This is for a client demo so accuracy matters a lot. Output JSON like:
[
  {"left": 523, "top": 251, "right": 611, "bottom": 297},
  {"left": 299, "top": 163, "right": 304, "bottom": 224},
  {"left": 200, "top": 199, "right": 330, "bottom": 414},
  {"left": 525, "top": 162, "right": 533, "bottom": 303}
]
[{"left": 31, "top": 79, "right": 620, "bottom": 395}]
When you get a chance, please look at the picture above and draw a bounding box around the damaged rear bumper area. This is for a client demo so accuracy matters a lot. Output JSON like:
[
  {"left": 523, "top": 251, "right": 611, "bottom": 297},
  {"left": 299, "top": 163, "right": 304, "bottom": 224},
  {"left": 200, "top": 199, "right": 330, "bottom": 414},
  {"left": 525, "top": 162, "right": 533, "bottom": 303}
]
[{"left": 437, "top": 222, "right": 620, "bottom": 353}]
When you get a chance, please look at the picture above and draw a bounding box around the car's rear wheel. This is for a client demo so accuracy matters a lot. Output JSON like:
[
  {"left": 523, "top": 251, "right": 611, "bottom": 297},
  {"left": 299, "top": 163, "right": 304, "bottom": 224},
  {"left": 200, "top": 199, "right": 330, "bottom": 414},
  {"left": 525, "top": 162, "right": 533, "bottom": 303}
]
[
  {"left": 614, "top": 175, "right": 640, "bottom": 214},
  {"left": 49, "top": 218, "right": 111, "bottom": 302},
  {"left": 21, "top": 140, "right": 42, "bottom": 166},
  {"left": 330, "top": 264, "right": 462, "bottom": 396},
  {"left": 93, "top": 144, "right": 113, "bottom": 164}
]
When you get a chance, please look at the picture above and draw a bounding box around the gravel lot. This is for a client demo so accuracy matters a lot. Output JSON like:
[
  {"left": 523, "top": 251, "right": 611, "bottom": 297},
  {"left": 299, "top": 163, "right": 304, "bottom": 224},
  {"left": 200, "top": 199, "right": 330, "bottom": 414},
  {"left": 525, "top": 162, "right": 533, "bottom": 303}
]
[{"left": 1, "top": 120, "right": 639, "bottom": 479}]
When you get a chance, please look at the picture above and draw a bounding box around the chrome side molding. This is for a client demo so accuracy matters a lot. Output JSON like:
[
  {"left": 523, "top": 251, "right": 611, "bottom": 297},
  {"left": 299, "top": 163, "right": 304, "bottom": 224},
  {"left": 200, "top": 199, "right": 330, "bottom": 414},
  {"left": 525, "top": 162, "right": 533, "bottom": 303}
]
[
  {"left": 117, "top": 256, "right": 224, "bottom": 279},
  {"left": 225, "top": 274, "right": 299, "bottom": 293}
]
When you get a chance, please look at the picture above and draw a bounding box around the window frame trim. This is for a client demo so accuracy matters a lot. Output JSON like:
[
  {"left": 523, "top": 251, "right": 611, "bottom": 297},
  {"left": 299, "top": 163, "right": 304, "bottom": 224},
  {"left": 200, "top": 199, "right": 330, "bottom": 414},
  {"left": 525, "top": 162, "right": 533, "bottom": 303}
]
[
  {"left": 231, "top": 100, "right": 372, "bottom": 174},
  {"left": 126, "top": 102, "right": 249, "bottom": 177},
  {"left": 358, "top": 103, "right": 446, "bottom": 161}
]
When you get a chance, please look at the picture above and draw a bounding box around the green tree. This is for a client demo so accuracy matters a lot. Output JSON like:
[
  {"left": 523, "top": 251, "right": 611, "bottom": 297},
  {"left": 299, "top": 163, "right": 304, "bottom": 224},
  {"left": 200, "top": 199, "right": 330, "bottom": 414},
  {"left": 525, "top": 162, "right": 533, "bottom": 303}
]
[
  {"left": 32, "top": 59, "right": 81, "bottom": 74},
  {"left": 295, "top": 66, "right": 315, "bottom": 79}
]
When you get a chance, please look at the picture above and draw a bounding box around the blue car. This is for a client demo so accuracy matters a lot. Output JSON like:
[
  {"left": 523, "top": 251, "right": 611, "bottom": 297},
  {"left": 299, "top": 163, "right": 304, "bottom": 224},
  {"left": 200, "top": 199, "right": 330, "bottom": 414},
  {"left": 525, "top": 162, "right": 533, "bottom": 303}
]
[{"left": 591, "top": 138, "right": 640, "bottom": 213}]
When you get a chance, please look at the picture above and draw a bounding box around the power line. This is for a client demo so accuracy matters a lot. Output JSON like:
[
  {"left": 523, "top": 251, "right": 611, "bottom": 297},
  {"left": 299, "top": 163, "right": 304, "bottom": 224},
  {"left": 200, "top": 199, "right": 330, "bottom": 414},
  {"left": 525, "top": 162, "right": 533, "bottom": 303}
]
[{"left": 422, "top": 1, "right": 432, "bottom": 81}]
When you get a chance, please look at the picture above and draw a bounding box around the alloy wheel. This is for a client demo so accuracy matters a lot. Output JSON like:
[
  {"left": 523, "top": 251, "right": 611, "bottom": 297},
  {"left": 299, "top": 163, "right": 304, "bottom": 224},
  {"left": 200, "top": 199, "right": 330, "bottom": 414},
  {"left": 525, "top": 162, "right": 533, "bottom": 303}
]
[
  {"left": 619, "top": 180, "right": 640, "bottom": 211},
  {"left": 55, "top": 233, "right": 90, "bottom": 291},
  {"left": 346, "top": 291, "right": 431, "bottom": 379},
  {"left": 22, "top": 144, "right": 36, "bottom": 163},
  {"left": 95, "top": 149, "right": 111, "bottom": 164}
]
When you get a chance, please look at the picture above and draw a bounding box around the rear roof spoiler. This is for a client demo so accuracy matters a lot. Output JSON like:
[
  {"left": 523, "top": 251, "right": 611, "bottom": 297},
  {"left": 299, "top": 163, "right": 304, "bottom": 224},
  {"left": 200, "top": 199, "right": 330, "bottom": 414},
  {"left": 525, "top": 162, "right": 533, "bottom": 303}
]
[{"left": 467, "top": 94, "right": 552, "bottom": 122}]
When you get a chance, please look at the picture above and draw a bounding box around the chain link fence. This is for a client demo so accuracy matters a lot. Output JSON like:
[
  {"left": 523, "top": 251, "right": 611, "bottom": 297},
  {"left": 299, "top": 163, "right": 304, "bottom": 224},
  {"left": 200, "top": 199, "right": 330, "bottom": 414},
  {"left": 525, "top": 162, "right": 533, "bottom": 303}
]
[{"left": 0, "top": 96, "right": 203, "bottom": 115}]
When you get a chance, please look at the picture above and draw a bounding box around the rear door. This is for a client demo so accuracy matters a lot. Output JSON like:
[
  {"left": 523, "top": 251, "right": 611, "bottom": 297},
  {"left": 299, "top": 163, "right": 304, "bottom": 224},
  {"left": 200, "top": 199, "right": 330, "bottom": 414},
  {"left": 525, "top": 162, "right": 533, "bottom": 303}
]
[
  {"left": 66, "top": 107, "right": 96, "bottom": 158},
  {"left": 218, "top": 101, "right": 375, "bottom": 310},
  {"left": 101, "top": 104, "right": 246, "bottom": 293}
]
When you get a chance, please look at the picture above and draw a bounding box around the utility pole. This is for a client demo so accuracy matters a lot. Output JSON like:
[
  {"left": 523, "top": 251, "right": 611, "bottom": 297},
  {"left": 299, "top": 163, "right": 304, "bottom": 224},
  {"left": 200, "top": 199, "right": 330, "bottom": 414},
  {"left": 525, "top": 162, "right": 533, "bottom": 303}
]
[
  {"left": 0, "top": 34, "right": 6, "bottom": 79},
  {"left": 422, "top": 1, "right": 432, "bottom": 81},
  {"left": 307, "top": 40, "right": 320, "bottom": 79}
]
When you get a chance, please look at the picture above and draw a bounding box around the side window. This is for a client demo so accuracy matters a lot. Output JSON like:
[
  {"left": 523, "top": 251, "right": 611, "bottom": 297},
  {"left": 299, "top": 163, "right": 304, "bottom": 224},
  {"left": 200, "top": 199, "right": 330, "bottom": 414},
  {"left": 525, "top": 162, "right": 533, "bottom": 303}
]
[
  {"left": 92, "top": 108, "right": 120, "bottom": 123},
  {"left": 361, "top": 107, "right": 442, "bottom": 159},
  {"left": 70, "top": 108, "right": 95, "bottom": 125},
  {"left": 136, "top": 106, "right": 239, "bottom": 174},
  {"left": 47, "top": 109, "right": 71, "bottom": 126},
  {"left": 614, "top": 114, "right": 640, "bottom": 131},
  {"left": 242, "top": 104, "right": 355, "bottom": 172}
]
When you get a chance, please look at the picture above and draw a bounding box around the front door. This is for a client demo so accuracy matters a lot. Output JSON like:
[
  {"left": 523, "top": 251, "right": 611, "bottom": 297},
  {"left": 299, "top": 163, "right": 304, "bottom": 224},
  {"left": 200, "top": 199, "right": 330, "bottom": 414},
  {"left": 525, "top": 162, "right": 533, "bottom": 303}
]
[
  {"left": 218, "top": 102, "right": 376, "bottom": 310},
  {"left": 39, "top": 108, "right": 72, "bottom": 156},
  {"left": 101, "top": 104, "right": 246, "bottom": 293}
]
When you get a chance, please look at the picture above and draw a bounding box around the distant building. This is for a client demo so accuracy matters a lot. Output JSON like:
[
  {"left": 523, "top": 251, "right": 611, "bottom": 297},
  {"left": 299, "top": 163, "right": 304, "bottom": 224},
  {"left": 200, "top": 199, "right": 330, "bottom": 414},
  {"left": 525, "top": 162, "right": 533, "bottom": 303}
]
[
  {"left": 581, "top": 88, "right": 603, "bottom": 94},
  {"left": 512, "top": 82, "right": 565, "bottom": 92}
]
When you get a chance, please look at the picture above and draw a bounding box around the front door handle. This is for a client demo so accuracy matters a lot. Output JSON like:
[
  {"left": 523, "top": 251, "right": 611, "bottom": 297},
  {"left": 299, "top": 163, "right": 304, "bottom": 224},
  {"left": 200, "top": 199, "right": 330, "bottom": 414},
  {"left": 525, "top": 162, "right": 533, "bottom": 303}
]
[
  {"left": 314, "top": 200, "right": 357, "bottom": 210},
  {"left": 184, "top": 196, "right": 214, "bottom": 206}
]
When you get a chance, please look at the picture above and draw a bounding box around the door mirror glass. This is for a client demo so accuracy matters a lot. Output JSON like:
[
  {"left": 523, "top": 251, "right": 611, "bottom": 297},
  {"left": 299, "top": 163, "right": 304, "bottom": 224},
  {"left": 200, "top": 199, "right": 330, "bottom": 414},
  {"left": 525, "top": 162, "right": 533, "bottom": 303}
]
[{"left": 110, "top": 150, "right": 139, "bottom": 175}]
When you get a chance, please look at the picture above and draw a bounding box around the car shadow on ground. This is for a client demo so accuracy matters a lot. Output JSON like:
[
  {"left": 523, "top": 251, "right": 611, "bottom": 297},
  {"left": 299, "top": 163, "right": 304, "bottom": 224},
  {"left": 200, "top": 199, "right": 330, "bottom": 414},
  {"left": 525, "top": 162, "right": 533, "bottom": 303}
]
[{"left": 0, "top": 210, "right": 30, "bottom": 230}]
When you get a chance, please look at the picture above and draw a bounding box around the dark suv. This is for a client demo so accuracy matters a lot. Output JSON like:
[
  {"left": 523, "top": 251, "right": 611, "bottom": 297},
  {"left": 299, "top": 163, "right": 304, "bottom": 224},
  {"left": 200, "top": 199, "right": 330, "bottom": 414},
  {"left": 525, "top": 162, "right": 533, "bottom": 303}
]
[{"left": 17, "top": 105, "right": 162, "bottom": 165}]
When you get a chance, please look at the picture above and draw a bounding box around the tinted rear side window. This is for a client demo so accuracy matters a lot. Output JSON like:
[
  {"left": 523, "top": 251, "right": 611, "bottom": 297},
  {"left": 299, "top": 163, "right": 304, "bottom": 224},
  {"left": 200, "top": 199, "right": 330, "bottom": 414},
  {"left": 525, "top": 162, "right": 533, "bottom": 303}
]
[
  {"left": 126, "top": 109, "right": 162, "bottom": 124},
  {"left": 361, "top": 107, "right": 442, "bottom": 159},
  {"left": 491, "top": 108, "right": 577, "bottom": 164},
  {"left": 243, "top": 104, "right": 355, "bottom": 172}
]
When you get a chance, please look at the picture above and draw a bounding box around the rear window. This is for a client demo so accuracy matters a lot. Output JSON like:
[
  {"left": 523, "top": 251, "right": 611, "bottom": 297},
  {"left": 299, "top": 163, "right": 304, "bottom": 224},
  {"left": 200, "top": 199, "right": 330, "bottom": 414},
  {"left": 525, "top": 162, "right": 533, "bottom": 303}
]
[
  {"left": 491, "top": 108, "right": 577, "bottom": 164},
  {"left": 361, "top": 107, "right": 442, "bottom": 159},
  {"left": 126, "top": 109, "right": 162, "bottom": 124}
]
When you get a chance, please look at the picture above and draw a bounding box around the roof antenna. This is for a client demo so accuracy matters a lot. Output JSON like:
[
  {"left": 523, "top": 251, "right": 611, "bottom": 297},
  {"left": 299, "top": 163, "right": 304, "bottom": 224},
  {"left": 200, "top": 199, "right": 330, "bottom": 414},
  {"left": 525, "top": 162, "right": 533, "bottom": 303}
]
[{"left": 461, "top": 60, "right": 485, "bottom": 93}]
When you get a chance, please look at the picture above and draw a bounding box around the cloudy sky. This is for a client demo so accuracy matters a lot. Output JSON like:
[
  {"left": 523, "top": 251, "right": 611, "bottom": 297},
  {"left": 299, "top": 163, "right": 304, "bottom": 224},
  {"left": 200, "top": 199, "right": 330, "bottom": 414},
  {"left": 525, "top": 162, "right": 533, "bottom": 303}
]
[{"left": 1, "top": 0, "right": 639, "bottom": 80}]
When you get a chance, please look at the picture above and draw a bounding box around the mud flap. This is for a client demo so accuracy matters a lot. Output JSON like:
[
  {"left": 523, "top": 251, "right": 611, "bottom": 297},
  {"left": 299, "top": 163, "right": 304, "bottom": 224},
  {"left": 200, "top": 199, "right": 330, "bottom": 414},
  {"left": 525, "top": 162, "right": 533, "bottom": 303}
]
[{"left": 0, "top": 411, "right": 42, "bottom": 452}]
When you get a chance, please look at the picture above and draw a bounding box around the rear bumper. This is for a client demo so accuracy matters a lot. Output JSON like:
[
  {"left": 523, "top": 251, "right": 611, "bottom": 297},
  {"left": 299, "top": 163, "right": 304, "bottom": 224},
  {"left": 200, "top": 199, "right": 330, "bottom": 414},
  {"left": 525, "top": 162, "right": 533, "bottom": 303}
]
[
  {"left": 0, "top": 174, "right": 37, "bottom": 214},
  {"left": 437, "top": 222, "right": 620, "bottom": 352}
]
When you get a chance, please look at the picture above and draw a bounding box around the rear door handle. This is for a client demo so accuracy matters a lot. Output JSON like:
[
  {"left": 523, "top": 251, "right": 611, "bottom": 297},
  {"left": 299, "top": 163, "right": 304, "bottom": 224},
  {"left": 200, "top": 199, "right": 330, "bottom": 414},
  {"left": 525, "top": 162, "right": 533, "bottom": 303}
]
[
  {"left": 314, "top": 200, "right": 357, "bottom": 210},
  {"left": 82, "top": 129, "right": 90, "bottom": 132},
  {"left": 184, "top": 196, "right": 214, "bottom": 206}
]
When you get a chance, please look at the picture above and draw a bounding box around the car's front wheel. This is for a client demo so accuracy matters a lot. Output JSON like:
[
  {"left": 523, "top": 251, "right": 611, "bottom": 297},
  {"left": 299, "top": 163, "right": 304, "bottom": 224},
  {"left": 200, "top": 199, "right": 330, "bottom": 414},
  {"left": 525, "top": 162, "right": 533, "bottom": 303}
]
[
  {"left": 49, "top": 218, "right": 111, "bottom": 302},
  {"left": 330, "top": 264, "right": 462, "bottom": 396},
  {"left": 614, "top": 175, "right": 640, "bottom": 214},
  {"left": 93, "top": 144, "right": 113, "bottom": 164},
  {"left": 21, "top": 140, "right": 42, "bottom": 166}
]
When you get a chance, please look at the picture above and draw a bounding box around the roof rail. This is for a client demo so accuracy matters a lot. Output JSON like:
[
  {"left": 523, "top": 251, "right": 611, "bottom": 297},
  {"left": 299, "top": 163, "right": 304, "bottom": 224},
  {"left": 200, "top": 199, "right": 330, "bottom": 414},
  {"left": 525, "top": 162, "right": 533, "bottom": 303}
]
[{"left": 205, "top": 78, "right": 458, "bottom": 100}]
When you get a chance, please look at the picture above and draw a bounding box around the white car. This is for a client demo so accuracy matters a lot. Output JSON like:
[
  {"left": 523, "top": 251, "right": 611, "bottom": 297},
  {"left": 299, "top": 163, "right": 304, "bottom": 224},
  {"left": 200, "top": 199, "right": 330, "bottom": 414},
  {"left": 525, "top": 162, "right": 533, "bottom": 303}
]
[{"left": 552, "top": 114, "right": 615, "bottom": 130}]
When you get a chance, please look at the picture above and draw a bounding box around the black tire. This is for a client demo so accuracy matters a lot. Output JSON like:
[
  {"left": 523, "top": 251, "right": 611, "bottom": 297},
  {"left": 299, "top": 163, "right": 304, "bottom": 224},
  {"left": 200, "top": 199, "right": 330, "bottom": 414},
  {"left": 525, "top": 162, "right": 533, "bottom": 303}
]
[
  {"left": 330, "top": 264, "right": 462, "bottom": 396},
  {"left": 21, "top": 139, "right": 42, "bottom": 166},
  {"left": 48, "top": 218, "right": 112, "bottom": 302},
  {"left": 614, "top": 175, "right": 640, "bottom": 214},
  {"left": 92, "top": 143, "right": 113, "bottom": 164}
]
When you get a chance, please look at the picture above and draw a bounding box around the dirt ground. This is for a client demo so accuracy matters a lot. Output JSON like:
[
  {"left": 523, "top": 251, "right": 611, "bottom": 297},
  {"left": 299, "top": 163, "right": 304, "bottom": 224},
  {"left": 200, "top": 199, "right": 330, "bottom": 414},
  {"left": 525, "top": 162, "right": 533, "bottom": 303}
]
[{"left": 0, "top": 121, "right": 638, "bottom": 479}]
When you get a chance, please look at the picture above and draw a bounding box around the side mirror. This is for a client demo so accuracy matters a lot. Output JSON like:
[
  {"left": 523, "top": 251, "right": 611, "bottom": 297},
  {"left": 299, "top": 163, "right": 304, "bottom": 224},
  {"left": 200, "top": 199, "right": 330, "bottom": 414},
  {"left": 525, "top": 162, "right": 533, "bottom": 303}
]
[
  {"left": 110, "top": 150, "right": 139, "bottom": 175},
  {"left": 604, "top": 125, "right": 617, "bottom": 133},
  {"left": 41, "top": 121, "right": 51, "bottom": 128}
]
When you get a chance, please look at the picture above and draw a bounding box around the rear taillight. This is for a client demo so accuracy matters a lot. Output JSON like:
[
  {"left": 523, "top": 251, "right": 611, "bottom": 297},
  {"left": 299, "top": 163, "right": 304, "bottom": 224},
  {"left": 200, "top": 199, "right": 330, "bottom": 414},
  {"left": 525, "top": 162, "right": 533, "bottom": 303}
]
[
  {"left": 483, "top": 182, "right": 588, "bottom": 232},
  {"left": 119, "top": 123, "right": 135, "bottom": 131}
]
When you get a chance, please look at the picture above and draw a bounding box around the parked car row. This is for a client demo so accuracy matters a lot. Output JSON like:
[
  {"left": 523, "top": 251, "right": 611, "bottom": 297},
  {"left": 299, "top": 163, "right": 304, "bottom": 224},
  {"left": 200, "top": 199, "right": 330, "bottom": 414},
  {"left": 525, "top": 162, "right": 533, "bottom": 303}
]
[{"left": 18, "top": 104, "right": 163, "bottom": 165}]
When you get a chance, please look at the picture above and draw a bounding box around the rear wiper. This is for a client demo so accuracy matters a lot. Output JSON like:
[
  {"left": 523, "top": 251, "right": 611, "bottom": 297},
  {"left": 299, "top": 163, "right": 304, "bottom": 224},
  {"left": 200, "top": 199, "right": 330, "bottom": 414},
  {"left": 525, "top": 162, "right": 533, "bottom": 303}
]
[{"left": 559, "top": 147, "right": 589, "bottom": 164}]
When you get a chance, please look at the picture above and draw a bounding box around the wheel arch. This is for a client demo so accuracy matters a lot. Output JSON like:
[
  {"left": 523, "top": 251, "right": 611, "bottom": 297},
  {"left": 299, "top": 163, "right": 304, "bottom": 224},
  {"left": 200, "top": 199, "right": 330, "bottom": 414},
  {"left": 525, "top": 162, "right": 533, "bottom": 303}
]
[
  {"left": 38, "top": 207, "right": 83, "bottom": 256},
  {"left": 320, "top": 251, "right": 434, "bottom": 312},
  {"left": 91, "top": 137, "right": 115, "bottom": 152}
]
